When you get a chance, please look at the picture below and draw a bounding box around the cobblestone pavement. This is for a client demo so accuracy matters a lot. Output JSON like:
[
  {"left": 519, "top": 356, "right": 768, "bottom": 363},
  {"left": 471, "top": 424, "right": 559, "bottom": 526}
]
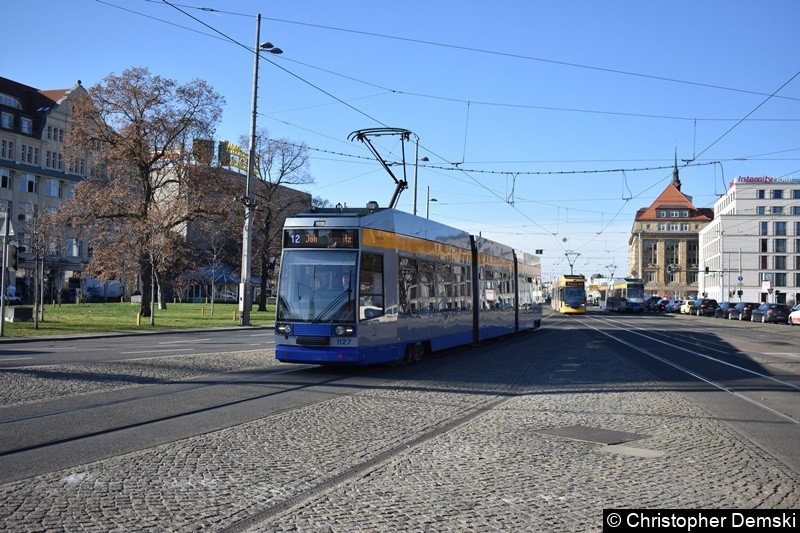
[{"left": 0, "top": 326, "right": 798, "bottom": 532}]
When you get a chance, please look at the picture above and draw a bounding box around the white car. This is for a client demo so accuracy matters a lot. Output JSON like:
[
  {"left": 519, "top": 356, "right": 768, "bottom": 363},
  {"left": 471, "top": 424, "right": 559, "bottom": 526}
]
[{"left": 789, "top": 304, "right": 800, "bottom": 326}]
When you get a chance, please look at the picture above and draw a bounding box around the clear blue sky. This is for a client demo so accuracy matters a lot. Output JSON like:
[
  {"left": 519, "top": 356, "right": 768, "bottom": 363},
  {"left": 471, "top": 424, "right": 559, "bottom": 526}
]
[{"left": 5, "top": 1, "right": 799, "bottom": 279}]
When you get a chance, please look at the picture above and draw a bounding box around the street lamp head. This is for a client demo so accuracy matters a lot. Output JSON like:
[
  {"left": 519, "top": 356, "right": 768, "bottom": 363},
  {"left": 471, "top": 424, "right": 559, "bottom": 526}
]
[
  {"left": 419, "top": 156, "right": 429, "bottom": 162},
  {"left": 260, "top": 42, "right": 283, "bottom": 54}
]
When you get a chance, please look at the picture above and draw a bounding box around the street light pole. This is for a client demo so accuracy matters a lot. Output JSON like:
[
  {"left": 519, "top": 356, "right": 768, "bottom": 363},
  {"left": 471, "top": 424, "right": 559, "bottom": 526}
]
[
  {"left": 239, "top": 14, "right": 262, "bottom": 326},
  {"left": 426, "top": 186, "right": 437, "bottom": 219},
  {"left": 239, "top": 14, "right": 281, "bottom": 326}
]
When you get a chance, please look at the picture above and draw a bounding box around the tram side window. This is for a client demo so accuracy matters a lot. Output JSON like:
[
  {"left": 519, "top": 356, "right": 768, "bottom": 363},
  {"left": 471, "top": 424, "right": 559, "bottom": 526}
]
[
  {"left": 399, "top": 257, "right": 417, "bottom": 314},
  {"left": 453, "top": 265, "right": 472, "bottom": 310},
  {"left": 359, "top": 252, "right": 384, "bottom": 320},
  {"left": 436, "top": 262, "right": 453, "bottom": 310},
  {"left": 418, "top": 260, "right": 435, "bottom": 311}
]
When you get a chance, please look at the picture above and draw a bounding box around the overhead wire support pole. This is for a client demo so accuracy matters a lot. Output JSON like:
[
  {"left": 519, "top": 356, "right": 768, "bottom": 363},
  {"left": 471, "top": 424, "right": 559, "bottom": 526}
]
[{"left": 239, "top": 13, "right": 261, "bottom": 326}]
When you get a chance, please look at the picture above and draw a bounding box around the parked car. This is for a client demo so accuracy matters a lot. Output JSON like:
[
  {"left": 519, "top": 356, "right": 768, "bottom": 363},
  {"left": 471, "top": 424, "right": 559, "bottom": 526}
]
[
  {"left": 729, "top": 302, "right": 758, "bottom": 321},
  {"left": 751, "top": 303, "right": 791, "bottom": 324},
  {"left": 666, "top": 299, "right": 683, "bottom": 313},
  {"left": 680, "top": 300, "right": 695, "bottom": 314},
  {"left": 644, "top": 295, "right": 662, "bottom": 312},
  {"left": 690, "top": 298, "right": 718, "bottom": 316},
  {"left": 789, "top": 304, "right": 800, "bottom": 326},
  {"left": 714, "top": 302, "right": 735, "bottom": 319},
  {"left": 654, "top": 298, "right": 670, "bottom": 313}
]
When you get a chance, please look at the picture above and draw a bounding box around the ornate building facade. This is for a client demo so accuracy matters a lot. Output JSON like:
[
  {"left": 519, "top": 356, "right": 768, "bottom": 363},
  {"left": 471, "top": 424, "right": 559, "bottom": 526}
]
[{"left": 628, "top": 158, "right": 713, "bottom": 298}]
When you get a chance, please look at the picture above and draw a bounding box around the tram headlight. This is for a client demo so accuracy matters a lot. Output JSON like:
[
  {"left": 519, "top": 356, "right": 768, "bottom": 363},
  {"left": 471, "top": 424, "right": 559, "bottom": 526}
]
[
  {"left": 334, "top": 325, "right": 355, "bottom": 336},
  {"left": 276, "top": 323, "right": 292, "bottom": 335}
]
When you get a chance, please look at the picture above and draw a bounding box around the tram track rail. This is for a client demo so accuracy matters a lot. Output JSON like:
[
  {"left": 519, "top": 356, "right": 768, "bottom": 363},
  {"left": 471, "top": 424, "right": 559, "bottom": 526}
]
[
  {"left": 0, "top": 362, "right": 393, "bottom": 483},
  {"left": 582, "top": 313, "right": 800, "bottom": 427}
]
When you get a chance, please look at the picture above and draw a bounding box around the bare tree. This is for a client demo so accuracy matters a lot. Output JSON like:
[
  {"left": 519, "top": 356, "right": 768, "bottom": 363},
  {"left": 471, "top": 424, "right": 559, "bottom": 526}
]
[
  {"left": 61, "top": 67, "right": 226, "bottom": 318},
  {"left": 21, "top": 206, "right": 61, "bottom": 327},
  {"left": 243, "top": 131, "right": 313, "bottom": 311}
]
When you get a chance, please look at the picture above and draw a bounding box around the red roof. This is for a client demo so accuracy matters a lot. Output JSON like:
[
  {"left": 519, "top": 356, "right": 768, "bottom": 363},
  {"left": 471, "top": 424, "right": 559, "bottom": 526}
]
[{"left": 635, "top": 183, "right": 713, "bottom": 221}]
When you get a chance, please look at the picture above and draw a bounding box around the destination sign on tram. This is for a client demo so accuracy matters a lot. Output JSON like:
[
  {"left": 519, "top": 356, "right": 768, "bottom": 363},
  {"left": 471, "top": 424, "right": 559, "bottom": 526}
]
[{"left": 284, "top": 228, "right": 358, "bottom": 248}]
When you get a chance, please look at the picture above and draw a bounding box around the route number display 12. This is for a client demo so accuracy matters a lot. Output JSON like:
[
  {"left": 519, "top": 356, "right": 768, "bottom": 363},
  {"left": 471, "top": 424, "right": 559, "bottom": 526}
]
[{"left": 283, "top": 228, "right": 359, "bottom": 248}]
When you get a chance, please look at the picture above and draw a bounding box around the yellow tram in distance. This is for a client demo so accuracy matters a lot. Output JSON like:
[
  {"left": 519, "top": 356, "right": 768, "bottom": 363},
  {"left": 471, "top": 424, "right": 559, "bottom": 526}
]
[{"left": 551, "top": 274, "right": 586, "bottom": 315}]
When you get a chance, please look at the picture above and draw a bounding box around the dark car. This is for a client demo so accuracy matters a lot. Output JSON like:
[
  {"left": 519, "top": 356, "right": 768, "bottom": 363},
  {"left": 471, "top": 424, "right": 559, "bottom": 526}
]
[
  {"left": 729, "top": 302, "right": 758, "bottom": 321},
  {"left": 654, "top": 298, "right": 670, "bottom": 313},
  {"left": 714, "top": 302, "right": 735, "bottom": 319},
  {"left": 690, "top": 298, "right": 718, "bottom": 316},
  {"left": 644, "top": 295, "right": 662, "bottom": 312},
  {"left": 751, "top": 303, "right": 791, "bottom": 324}
]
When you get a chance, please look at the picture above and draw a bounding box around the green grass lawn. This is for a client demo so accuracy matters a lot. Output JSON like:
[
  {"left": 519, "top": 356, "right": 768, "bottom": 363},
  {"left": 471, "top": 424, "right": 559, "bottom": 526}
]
[{"left": 1, "top": 302, "right": 275, "bottom": 338}]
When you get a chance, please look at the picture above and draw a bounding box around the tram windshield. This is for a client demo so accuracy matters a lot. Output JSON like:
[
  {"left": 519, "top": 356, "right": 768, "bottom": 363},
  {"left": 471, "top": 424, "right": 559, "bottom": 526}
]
[
  {"left": 276, "top": 250, "right": 358, "bottom": 323},
  {"left": 563, "top": 286, "right": 586, "bottom": 306},
  {"left": 626, "top": 285, "right": 645, "bottom": 302}
]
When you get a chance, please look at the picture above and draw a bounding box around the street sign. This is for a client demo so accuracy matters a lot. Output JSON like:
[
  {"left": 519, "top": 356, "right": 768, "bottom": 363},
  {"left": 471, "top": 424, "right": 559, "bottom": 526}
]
[{"left": 737, "top": 276, "right": 743, "bottom": 282}]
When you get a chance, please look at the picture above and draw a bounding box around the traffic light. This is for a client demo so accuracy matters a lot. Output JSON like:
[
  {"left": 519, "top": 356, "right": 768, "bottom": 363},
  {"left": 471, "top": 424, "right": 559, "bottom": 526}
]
[
  {"left": 5, "top": 244, "right": 17, "bottom": 270},
  {"left": 666, "top": 265, "right": 673, "bottom": 274},
  {"left": 704, "top": 266, "right": 709, "bottom": 274}
]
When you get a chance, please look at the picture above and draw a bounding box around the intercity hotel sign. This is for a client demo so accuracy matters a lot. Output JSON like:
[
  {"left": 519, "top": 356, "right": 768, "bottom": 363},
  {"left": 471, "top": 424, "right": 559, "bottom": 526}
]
[{"left": 732, "top": 176, "right": 800, "bottom": 185}]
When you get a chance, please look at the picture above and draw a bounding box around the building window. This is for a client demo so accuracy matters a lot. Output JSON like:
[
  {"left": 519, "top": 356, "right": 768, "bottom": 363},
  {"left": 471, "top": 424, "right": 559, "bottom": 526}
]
[
  {"left": 775, "top": 222, "right": 787, "bottom": 236},
  {"left": 793, "top": 206, "right": 800, "bottom": 215},
  {"left": 757, "top": 189, "right": 766, "bottom": 199},
  {"left": 67, "top": 238, "right": 81, "bottom": 258},
  {"left": 772, "top": 189, "right": 784, "bottom": 199},
  {"left": 665, "top": 240, "right": 679, "bottom": 266},
  {"left": 19, "top": 173, "right": 37, "bottom": 194},
  {"left": 775, "top": 239, "right": 787, "bottom": 253},
  {"left": 0, "top": 169, "right": 11, "bottom": 189},
  {"left": 760, "top": 222, "right": 768, "bottom": 236},
  {"left": 44, "top": 178, "right": 62, "bottom": 198},
  {"left": 688, "top": 272, "right": 698, "bottom": 284},
  {"left": 760, "top": 239, "right": 768, "bottom": 253},
  {"left": 0, "top": 139, "right": 13, "bottom": 159},
  {"left": 793, "top": 190, "right": 800, "bottom": 199},
  {"left": 1, "top": 112, "right": 12, "bottom": 129},
  {"left": 21, "top": 118, "right": 32, "bottom": 134},
  {"left": 771, "top": 206, "right": 784, "bottom": 215},
  {"left": 756, "top": 206, "right": 766, "bottom": 215},
  {"left": 645, "top": 240, "right": 657, "bottom": 265},
  {"left": 775, "top": 256, "right": 786, "bottom": 270},
  {"left": 646, "top": 272, "right": 655, "bottom": 283},
  {"left": 775, "top": 273, "right": 786, "bottom": 286},
  {"left": 687, "top": 241, "right": 698, "bottom": 267},
  {"left": 760, "top": 256, "right": 768, "bottom": 269}
]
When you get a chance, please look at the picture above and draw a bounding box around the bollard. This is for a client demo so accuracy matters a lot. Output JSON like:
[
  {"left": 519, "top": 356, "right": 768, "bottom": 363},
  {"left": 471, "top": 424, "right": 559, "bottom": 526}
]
[
  {"left": 136, "top": 313, "right": 141, "bottom": 326},
  {"left": 233, "top": 310, "right": 238, "bottom": 321},
  {"left": 201, "top": 307, "right": 205, "bottom": 316}
]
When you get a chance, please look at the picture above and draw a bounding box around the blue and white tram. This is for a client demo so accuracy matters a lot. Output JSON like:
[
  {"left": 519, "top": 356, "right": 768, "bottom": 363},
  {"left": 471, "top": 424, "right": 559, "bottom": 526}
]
[
  {"left": 274, "top": 206, "right": 542, "bottom": 365},
  {"left": 603, "top": 277, "right": 645, "bottom": 312}
]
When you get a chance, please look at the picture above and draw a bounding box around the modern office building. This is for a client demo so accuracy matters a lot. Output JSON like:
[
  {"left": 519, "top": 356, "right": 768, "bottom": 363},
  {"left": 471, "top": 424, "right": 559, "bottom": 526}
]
[
  {"left": 628, "top": 159, "right": 713, "bottom": 299},
  {"left": 699, "top": 176, "right": 800, "bottom": 305}
]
